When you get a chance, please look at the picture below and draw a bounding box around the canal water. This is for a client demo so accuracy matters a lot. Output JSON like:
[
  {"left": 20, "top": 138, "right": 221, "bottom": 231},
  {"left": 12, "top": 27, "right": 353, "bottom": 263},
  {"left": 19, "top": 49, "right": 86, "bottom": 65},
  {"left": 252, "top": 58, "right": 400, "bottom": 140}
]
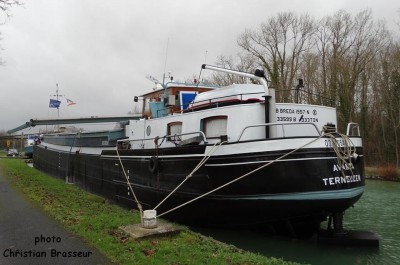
[{"left": 194, "top": 180, "right": 399, "bottom": 265}]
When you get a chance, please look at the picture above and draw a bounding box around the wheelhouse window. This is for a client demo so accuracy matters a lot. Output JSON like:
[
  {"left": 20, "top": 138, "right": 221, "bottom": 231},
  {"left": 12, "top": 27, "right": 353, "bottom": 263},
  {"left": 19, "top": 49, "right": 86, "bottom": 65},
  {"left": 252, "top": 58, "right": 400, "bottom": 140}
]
[
  {"left": 202, "top": 116, "right": 228, "bottom": 138},
  {"left": 167, "top": 122, "right": 183, "bottom": 141},
  {"left": 179, "top": 91, "right": 198, "bottom": 111}
]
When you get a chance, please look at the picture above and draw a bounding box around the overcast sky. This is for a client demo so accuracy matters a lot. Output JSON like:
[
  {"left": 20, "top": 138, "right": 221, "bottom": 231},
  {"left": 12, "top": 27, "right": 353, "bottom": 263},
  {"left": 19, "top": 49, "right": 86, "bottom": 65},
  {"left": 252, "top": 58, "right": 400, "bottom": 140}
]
[{"left": 1, "top": 0, "right": 399, "bottom": 133}]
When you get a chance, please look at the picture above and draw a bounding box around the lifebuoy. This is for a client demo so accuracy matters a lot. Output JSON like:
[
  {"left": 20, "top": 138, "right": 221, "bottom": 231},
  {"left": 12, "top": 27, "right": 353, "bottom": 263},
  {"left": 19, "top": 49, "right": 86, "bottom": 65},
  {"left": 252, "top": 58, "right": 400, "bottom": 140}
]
[{"left": 148, "top": 156, "right": 159, "bottom": 174}]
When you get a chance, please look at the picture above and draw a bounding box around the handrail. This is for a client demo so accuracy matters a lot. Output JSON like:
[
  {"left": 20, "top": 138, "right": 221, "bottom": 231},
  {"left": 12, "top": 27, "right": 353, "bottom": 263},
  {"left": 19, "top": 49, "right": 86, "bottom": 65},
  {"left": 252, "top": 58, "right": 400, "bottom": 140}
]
[
  {"left": 188, "top": 91, "right": 264, "bottom": 109},
  {"left": 119, "top": 124, "right": 320, "bottom": 147},
  {"left": 276, "top": 88, "right": 335, "bottom": 107},
  {"left": 153, "top": 91, "right": 265, "bottom": 118},
  {"left": 117, "top": 131, "right": 208, "bottom": 147},
  {"left": 236, "top": 122, "right": 321, "bottom": 142},
  {"left": 346, "top": 122, "right": 360, "bottom": 137}
]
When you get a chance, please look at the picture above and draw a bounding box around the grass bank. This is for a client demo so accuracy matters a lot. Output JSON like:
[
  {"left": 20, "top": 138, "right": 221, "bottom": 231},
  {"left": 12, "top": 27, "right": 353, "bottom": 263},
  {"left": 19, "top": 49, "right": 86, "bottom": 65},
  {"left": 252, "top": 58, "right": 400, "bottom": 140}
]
[{"left": 0, "top": 158, "right": 298, "bottom": 265}]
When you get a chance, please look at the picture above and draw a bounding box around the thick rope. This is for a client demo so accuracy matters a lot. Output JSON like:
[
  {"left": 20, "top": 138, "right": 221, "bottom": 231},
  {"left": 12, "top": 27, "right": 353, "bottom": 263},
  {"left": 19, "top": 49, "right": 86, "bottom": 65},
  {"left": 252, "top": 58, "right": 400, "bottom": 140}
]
[
  {"left": 324, "top": 132, "right": 357, "bottom": 177},
  {"left": 154, "top": 141, "right": 227, "bottom": 210},
  {"left": 115, "top": 146, "right": 144, "bottom": 218},
  {"left": 157, "top": 135, "right": 326, "bottom": 218}
]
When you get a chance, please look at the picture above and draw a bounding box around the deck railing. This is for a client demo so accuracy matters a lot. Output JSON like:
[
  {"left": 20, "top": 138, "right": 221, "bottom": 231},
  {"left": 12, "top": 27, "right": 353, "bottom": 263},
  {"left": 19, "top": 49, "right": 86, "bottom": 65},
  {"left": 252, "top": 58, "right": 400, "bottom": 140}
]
[
  {"left": 237, "top": 122, "right": 321, "bottom": 142},
  {"left": 117, "top": 131, "right": 208, "bottom": 149},
  {"left": 117, "top": 122, "right": 323, "bottom": 150},
  {"left": 154, "top": 91, "right": 265, "bottom": 118}
]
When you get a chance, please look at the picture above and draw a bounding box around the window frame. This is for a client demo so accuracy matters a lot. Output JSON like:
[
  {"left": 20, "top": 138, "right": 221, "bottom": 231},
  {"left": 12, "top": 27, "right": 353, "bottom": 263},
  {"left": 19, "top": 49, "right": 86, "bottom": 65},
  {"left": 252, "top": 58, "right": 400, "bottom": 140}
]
[
  {"left": 201, "top": 115, "right": 228, "bottom": 139},
  {"left": 167, "top": 121, "right": 183, "bottom": 142}
]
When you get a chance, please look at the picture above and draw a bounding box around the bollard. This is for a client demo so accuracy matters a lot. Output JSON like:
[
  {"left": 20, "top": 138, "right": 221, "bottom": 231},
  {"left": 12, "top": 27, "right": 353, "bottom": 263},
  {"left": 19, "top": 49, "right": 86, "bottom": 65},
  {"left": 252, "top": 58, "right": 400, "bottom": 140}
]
[{"left": 142, "top": 210, "right": 157, "bottom": 229}]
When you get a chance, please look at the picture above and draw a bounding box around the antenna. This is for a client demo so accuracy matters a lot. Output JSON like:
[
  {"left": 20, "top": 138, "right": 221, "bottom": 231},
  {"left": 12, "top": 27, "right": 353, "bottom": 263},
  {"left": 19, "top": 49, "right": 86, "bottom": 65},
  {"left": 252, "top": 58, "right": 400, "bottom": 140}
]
[
  {"left": 145, "top": 75, "right": 160, "bottom": 84},
  {"left": 162, "top": 38, "right": 170, "bottom": 84},
  {"left": 145, "top": 75, "right": 162, "bottom": 90}
]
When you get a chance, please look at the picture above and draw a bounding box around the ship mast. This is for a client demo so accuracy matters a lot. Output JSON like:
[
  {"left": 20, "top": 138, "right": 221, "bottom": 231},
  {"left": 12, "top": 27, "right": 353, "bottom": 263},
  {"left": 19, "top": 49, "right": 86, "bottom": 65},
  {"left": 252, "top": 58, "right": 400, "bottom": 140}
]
[{"left": 50, "top": 83, "right": 65, "bottom": 118}]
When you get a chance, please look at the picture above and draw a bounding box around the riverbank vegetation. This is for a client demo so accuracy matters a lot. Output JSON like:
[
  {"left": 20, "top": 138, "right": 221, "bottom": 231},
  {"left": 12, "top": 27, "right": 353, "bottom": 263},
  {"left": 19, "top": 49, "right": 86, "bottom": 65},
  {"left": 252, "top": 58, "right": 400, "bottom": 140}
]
[
  {"left": 366, "top": 165, "right": 400, "bottom": 181},
  {"left": 0, "top": 158, "right": 298, "bottom": 265}
]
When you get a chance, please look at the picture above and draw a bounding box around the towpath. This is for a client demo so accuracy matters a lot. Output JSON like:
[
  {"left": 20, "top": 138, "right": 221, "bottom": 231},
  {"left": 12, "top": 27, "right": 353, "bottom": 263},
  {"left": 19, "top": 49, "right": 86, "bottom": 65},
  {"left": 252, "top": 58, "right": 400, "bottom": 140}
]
[{"left": 0, "top": 162, "right": 111, "bottom": 265}]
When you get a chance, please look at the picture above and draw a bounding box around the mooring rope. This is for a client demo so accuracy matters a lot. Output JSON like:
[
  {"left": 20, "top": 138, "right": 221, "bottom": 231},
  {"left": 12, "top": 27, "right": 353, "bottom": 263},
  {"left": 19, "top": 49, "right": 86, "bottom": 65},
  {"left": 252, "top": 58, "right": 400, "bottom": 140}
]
[
  {"left": 157, "top": 135, "right": 326, "bottom": 218},
  {"left": 323, "top": 132, "right": 357, "bottom": 178},
  {"left": 154, "top": 140, "right": 227, "bottom": 210},
  {"left": 115, "top": 146, "right": 144, "bottom": 218},
  {"left": 157, "top": 132, "right": 359, "bottom": 218}
]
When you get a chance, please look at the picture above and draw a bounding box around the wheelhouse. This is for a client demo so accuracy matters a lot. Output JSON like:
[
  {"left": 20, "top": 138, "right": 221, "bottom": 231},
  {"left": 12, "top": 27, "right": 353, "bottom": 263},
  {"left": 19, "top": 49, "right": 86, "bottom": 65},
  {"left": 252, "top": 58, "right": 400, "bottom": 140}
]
[{"left": 138, "top": 82, "right": 216, "bottom": 118}]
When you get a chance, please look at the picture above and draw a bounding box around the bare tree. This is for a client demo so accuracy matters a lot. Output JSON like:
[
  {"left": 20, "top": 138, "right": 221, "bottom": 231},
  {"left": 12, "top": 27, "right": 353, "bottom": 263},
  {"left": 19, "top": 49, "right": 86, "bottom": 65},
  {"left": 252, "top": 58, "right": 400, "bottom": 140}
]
[
  {"left": 209, "top": 52, "right": 258, "bottom": 86},
  {"left": 237, "top": 12, "right": 316, "bottom": 101},
  {"left": 0, "top": 0, "right": 21, "bottom": 15},
  {"left": 377, "top": 42, "right": 400, "bottom": 167},
  {"left": 305, "top": 10, "right": 389, "bottom": 130}
]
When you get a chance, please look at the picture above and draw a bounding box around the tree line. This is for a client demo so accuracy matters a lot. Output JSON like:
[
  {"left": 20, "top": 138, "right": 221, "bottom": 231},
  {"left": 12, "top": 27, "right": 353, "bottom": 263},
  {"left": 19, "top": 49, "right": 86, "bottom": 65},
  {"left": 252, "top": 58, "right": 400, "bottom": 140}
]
[{"left": 208, "top": 10, "right": 400, "bottom": 168}]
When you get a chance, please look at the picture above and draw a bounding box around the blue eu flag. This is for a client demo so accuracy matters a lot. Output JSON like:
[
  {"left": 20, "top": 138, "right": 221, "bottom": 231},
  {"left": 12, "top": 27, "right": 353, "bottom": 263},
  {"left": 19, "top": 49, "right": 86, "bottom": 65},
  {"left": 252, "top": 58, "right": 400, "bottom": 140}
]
[{"left": 49, "top": 99, "right": 61, "bottom": 108}]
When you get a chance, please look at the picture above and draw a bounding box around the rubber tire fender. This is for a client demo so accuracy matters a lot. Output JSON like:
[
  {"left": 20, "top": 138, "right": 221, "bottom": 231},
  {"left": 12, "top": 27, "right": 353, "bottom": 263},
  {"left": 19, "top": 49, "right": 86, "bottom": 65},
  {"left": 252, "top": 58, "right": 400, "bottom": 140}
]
[{"left": 148, "top": 156, "right": 159, "bottom": 174}]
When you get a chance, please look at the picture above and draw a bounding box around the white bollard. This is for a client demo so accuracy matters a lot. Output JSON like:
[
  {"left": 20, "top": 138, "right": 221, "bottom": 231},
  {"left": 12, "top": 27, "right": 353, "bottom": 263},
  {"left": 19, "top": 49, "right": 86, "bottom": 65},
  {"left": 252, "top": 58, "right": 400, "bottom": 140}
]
[{"left": 142, "top": 210, "right": 157, "bottom": 229}]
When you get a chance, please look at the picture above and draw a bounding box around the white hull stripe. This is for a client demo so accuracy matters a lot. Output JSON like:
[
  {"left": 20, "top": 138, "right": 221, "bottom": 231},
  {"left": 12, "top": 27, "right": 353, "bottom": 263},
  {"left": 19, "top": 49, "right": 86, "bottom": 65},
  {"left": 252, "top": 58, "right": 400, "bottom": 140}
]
[
  {"left": 205, "top": 156, "right": 359, "bottom": 167},
  {"left": 43, "top": 136, "right": 362, "bottom": 157},
  {"left": 40, "top": 143, "right": 115, "bottom": 155},
  {"left": 100, "top": 155, "right": 363, "bottom": 164}
]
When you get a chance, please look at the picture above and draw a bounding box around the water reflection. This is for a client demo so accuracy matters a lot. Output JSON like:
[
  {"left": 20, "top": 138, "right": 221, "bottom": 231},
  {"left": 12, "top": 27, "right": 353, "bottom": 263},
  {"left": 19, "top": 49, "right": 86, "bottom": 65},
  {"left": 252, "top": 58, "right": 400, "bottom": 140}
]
[{"left": 192, "top": 180, "right": 399, "bottom": 265}]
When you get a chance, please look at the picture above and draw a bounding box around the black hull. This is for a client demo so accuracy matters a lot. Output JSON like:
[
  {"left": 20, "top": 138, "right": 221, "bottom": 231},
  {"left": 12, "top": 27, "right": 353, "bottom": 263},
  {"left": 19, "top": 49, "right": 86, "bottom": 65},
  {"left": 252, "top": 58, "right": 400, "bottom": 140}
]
[{"left": 33, "top": 142, "right": 365, "bottom": 229}]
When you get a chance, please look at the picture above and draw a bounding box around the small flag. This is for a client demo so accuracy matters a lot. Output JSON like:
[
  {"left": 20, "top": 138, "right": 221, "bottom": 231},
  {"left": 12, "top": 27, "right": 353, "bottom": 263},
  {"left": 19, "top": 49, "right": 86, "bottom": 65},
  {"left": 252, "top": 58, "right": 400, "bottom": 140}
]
[
  {"left": 66, "top": 98, "right": 76, "bottom": 106},
  {"left": 49, "top": 99, "right": 61, "bottom": 108}
]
